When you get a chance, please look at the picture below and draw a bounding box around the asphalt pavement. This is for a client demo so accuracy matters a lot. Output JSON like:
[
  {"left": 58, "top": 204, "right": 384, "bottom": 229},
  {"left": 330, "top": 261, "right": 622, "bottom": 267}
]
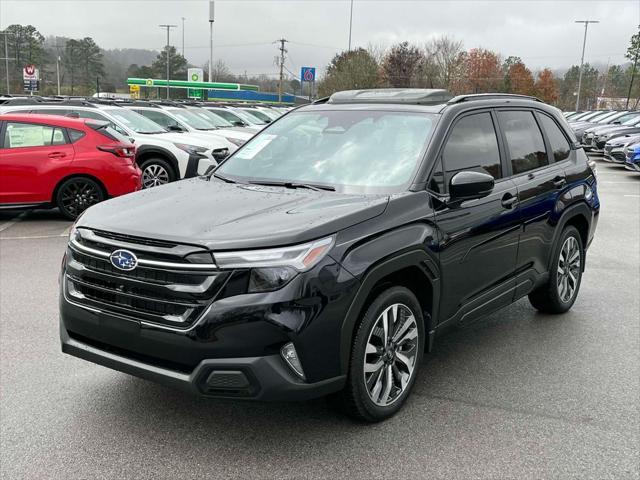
[{"left": 0, "top": 159, "right": 638, "bottom": 480}]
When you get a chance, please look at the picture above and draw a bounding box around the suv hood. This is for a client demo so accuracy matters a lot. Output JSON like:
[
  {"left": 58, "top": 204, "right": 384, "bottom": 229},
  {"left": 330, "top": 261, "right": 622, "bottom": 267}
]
[{"left": 77, "top": 178, "right": 389, "bottom": 250}]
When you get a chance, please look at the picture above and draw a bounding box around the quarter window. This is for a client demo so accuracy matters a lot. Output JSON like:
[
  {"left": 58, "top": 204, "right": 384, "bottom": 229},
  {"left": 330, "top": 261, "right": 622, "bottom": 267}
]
[
  {"left": 538, "top": 114, "right": 571, "bottom": 162},
  {"left": 441, "top": 112, "right": 502, "bottom": 184},
  {"left": 3, "top": 122, "right": 66, "bottom": 148},
  {"left": 499, "top": 111, "right": 548, "bottom": 175}
]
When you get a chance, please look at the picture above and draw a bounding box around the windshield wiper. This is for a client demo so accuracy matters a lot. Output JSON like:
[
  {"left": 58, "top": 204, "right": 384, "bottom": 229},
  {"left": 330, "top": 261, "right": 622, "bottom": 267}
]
[
  {"left": 248, "top": 180, "right": 335, "bottom": 192},
  {"left": 212, "top": 172, "right": 238, "bottom": 183}
]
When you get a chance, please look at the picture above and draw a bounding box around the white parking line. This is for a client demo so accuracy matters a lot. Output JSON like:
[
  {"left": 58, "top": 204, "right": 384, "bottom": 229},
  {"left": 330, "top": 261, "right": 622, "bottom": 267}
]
[
  {"left": 0, "top": 212, "right": 27, "bottom": 232},
  {"left": 0, "top": 233, "right": 68, "bottom": 241}
]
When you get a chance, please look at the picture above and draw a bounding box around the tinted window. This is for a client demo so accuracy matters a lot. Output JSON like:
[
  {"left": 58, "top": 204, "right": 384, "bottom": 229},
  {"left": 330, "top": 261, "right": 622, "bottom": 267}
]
[
  {"left": 32, "top": 108, "right": 75, "bottom": 117},
  {"left": 499, "top": 111, "right": 548, "bottom": 175},
  {"left": 67, "top": 128, "right": 85, "bottom": 143},
  {"left": 538, "top": 114, "right": 570, "bottom": 162},
  {"left": 3, "top": 122, "right": 66, "bottom": 148},
  {"left": 442, "top": 112, "right": 501, "bottom": 183}
]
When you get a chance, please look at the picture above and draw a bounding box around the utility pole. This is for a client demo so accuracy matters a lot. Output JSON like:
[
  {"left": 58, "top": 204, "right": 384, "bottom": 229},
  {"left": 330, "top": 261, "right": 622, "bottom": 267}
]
[
  {"left": 0, "top": 31, "right": 10, "bottom": 94},
  {"left": 626, "top": 46, "right": 638, "bottom": 109},
  {"left": 159, "top": 24, "right": 177, "bottom": 99},
  {"left": 209, "top": 1, "right": 215, "bottom": 83},
  {"left": 276, "top": 38, "right": 288, "bottom": 103},
  {"left": 348, "top": 0, "right": 354, "bottom": 51},
  {"left": 574, "top": 20, "right": 599, "bottom": 111},
  {"left": 181, "top": 17, "right": 186, "bottom": 58},
  {"left": 56, "top": 55, "right": 61, "bottom": 95}
]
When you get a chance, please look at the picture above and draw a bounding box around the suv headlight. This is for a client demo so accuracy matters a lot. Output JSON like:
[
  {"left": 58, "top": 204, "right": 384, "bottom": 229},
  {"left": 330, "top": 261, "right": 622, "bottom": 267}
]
[
  {"left": 215, "top": 236, "right": 334, "bottom": 293},
  {"left": 174, "top": 143, "right": 208, "bottom": 155}
]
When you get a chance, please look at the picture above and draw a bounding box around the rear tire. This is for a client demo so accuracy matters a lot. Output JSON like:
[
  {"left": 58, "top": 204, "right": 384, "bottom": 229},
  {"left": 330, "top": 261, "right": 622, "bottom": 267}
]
[
  {"left": 55, "top": 177, "right": 105, "bottom": 220},
  {"left": 529, "top": 226, "right": 584, "bottom": 314},
  {"left": 139, "top": 158, "right": 176, "bottom": 188},
  {"left": 332, "top": 286, "right": 425, "bottom": 422}
]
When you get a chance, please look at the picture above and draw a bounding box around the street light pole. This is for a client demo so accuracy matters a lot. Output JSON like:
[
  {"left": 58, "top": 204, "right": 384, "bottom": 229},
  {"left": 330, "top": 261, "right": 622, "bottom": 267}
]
[
  {"left": 181, "top": 17, "right": 186, "bottom": 58},
  {"left": 1, "top": 31, "right": 10, "bottom": 94},
  {"left": 159, "top": 24, "right": 177, "bottom": 99},
  {"left": 348, "top": 0, "right": 354, "bottom": 51},
  {"left": 574, "top": 20, "right": 599, "bottom": 111},
  {"left": 209, "top": 1, "right": 215, "bottom": 83}
]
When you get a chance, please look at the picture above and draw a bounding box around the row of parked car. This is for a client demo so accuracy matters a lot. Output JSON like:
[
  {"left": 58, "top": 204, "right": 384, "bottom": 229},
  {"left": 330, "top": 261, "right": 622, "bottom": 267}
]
[
  {"left": 0, "top": 96, "right": 291, "bottom": 218},
  {"left": 563, "top": 109, "right": 640, "bottom": 172}
]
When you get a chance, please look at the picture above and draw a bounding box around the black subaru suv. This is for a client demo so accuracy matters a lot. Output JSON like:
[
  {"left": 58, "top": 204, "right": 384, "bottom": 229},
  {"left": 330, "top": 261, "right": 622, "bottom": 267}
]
[{"left": 60, "top": 89, "right": 599, "bottom": 422}]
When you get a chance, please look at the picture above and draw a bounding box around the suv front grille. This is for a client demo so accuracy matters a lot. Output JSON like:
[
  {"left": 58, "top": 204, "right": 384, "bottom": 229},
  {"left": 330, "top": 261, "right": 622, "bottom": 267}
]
[{"left": 65, "top": 229, "right": 228, "bottom": 328}]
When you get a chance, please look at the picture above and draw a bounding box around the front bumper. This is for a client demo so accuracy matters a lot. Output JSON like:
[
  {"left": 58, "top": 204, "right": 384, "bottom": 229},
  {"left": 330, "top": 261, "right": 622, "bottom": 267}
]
[{"left": 61, "top": 325, "right": 345, "bottom": 401}]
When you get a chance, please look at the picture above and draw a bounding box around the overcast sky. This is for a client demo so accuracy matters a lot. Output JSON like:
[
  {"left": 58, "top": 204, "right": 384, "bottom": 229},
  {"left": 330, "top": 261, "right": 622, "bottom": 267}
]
[{"left": 1, "top": 0, "right": 638, "bottom": 78}]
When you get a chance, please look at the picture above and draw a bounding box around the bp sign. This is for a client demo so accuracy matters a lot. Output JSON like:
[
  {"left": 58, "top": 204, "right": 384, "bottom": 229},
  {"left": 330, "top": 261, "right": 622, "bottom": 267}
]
[
  {"left": 187, "top": 68, "right": 204, "bottom": 99},
  {"left": 145, "top": 79, "right": 154, "bottom": 86}
]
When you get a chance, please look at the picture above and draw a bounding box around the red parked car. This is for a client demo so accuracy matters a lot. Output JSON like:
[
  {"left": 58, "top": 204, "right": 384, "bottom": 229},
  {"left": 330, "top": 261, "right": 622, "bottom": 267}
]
[{"left": 0, "top": 114, "right": 141, "bottom": 219}]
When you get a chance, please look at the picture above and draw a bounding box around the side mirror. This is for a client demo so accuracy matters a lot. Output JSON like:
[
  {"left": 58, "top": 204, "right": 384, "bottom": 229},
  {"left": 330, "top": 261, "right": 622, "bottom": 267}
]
[
  {"left": 449, "top": 171, "right": 495, "bottom": 202},
  {"left": 212, "top": 148, "right": 229, "bottom": 162},
  {"left": 232, "top": 120, "right": 246, "bottom": 127},
  {"left": 168, "top": 125, "right": 185, "bottom": 132}
]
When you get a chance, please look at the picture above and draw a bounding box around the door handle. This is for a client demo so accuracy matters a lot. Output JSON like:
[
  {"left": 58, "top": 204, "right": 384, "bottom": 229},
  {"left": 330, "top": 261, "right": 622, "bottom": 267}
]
[
  {"left": 501, "top": 193, "right": 518, "bottom": 209},
  {"left": 48, "top": 152, "right": 66, "bottom": 158},
  {"left": 552, "top": 176, "right": 567, "bottom": 189}
]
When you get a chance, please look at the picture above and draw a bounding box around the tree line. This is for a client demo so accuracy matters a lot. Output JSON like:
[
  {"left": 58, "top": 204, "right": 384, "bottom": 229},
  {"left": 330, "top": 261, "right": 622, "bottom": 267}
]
[{"left": 318, "top": 29, "right": 640, "bottom": 110}]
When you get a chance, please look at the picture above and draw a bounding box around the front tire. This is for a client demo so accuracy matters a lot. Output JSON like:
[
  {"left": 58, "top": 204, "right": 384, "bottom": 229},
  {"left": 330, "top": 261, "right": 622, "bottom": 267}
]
[
  {"left": 334, "top": 286, "right": 425, "bottom": 422},
  {"left": 529, "top": 226, "right": 584, "bottom": 314},
  {"left": 139, "top": 158, "right": 176, "bottom": 188}
]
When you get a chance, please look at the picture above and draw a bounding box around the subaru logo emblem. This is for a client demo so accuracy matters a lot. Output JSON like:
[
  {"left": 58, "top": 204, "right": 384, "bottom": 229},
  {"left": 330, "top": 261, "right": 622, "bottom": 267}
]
[{"left": 110, "top": 249, "right": 138, "bottom": 271}]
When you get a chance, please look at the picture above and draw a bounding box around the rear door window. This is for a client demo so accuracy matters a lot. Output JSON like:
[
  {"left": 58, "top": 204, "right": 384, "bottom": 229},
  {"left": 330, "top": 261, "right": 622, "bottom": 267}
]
[{"left": 498, "top": 111, "right": 549, "bottom": 175}]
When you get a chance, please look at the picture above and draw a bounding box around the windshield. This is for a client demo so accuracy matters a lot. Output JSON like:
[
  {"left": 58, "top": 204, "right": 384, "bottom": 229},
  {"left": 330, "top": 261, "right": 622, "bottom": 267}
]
[
  {"left": 106, "top": 108, "right": 166, "bottom": 134},
  {"left": 190, "top": 108, "right": 234, "bottom": 128},
  {"left": 595, "top": 111, "right": 622, "bottom": 123},
  {"left": 241, "top": 108, "right": 273, "bottom": 123},
  {"left": 217, "top": 109, "right": 437, "bottom": 193},
  {"left": 620, "top": 114, "right": 640, "bottom": 125},
  {"left": 207, "top": 108, "right": 246, "bottom": 125},
  {"left": 167, "top": 108, "right": 216, "bottom": 130},
  {"left": 232, "top": 107, "right": 268, "bottom": 125}
]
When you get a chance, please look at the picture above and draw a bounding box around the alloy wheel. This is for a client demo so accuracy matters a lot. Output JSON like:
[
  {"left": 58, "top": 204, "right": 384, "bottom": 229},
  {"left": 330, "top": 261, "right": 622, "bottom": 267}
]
[
  {"left": 363, "top": 303, "right": 419, "bottom": 407},
  {"left": 557, "top": 236, "right": 581, "bottom": 303},
  {"left": 59, "top": 180, "right": 101, "bottom": 218},
  {"left": 142, "top": 164, "right": 170, "bottom": 188}
]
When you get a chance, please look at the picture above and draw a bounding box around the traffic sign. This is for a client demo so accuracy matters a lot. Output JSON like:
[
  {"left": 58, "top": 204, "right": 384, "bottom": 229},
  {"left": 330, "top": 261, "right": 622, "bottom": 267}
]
[{"left": 301, "top": 67, "right": 316, "bottom": 83}]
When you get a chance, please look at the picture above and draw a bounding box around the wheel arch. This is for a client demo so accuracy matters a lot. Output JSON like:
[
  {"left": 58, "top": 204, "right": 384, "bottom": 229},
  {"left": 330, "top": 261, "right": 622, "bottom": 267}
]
[
  {"left": 135, "top": 145, "right": 180, "bottom": 179},
  {"left": 339, "top": 250, "right": 440, "bottom": 375},
  {"left": 547, "top": 201, "right": 592, "bottom": 272}
]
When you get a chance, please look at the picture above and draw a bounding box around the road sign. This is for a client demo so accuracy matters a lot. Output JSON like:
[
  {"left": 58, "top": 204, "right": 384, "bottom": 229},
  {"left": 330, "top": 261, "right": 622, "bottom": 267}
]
[
  {"left": 129, "top": 84, "right": 140, "bottom": 99},
  {"left": 301, "top": 67, "right": 316, "bottom": 83}
]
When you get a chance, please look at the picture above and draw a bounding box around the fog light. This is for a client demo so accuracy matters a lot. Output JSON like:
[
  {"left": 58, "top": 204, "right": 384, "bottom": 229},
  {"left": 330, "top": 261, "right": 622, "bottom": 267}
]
[{"left": 281, "top": 342, "right": 305, "bottom": 380}]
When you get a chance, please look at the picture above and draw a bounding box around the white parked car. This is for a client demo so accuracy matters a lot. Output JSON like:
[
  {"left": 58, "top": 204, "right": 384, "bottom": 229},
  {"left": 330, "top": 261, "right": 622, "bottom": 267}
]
[{"left": 124, "top": 102, "right": 253, "bottom": 148}]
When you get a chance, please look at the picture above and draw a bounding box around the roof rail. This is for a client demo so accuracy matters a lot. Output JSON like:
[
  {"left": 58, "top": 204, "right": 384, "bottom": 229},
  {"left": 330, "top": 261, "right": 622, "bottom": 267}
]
[
  {"left": 328, "top": 88, "right": 453, "bottom": 105},
  {"left": 447, "top": 93, "right": 542, "bottom": 104}
]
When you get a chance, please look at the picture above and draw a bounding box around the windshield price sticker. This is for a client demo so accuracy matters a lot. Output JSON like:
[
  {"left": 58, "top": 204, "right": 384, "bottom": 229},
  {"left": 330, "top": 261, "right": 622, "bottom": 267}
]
[{"left": 235, "top": 134, "right": 277, "bottom": 159}]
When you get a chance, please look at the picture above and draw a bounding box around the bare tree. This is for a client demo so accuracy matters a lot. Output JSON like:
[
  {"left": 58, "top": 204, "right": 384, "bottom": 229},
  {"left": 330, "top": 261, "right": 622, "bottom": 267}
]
[{"left": 426, "top": 35, "right": 464, "bottom": 90}]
